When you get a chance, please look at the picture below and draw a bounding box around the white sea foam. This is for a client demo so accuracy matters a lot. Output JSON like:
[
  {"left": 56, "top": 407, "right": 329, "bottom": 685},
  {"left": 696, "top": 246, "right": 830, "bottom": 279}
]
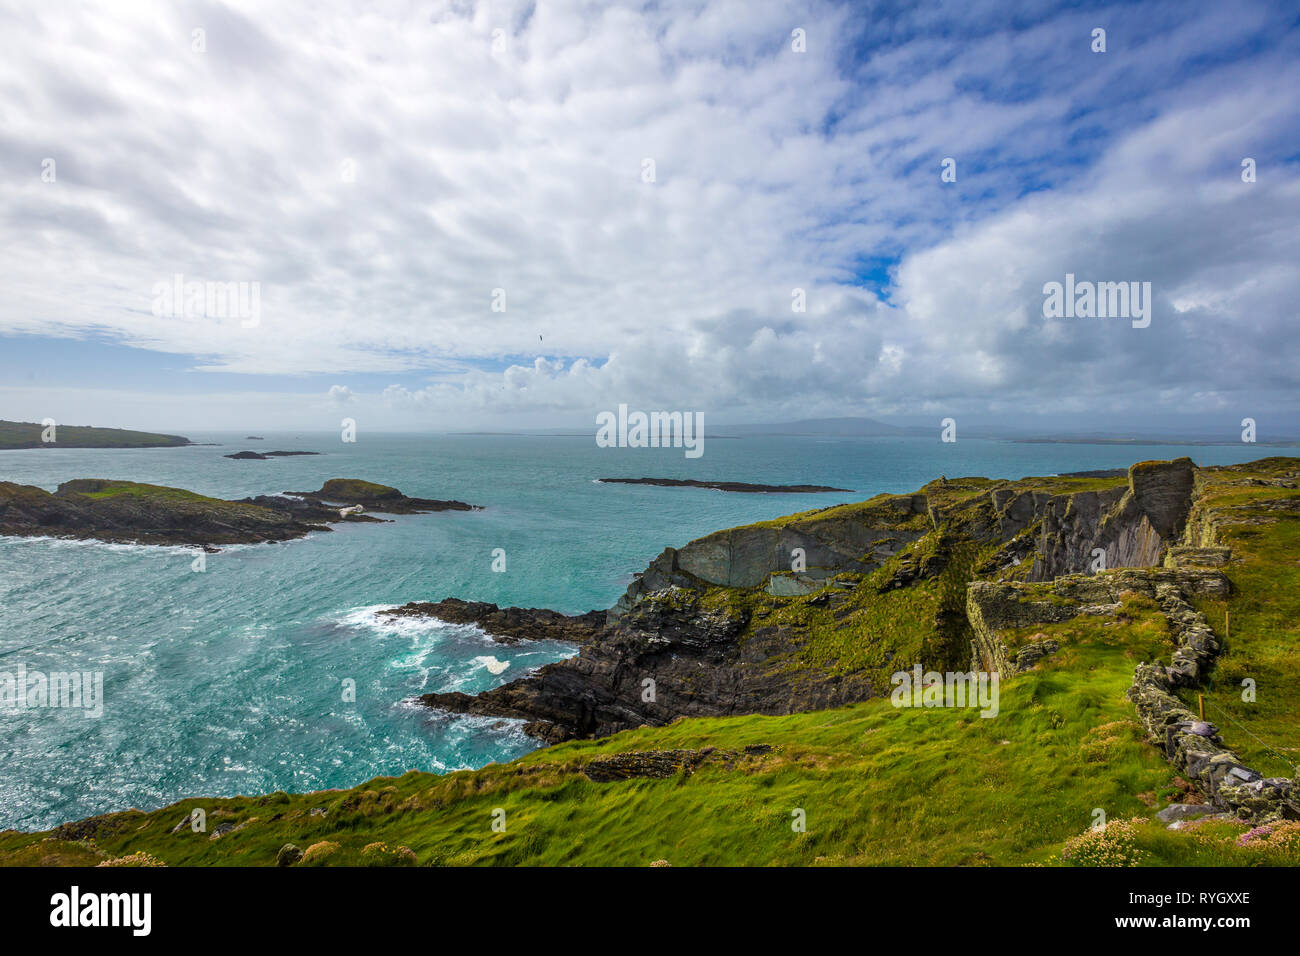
[
  {"left": 334, "top": 604, "right": 463, "bottom": 637},
  {"left": 474, "top": 655, "right": 511, "bottom": 675},
  {"left": 0, "top": 534, "right": 280, "bottom": 557},
  {"left": 0, "top": 534, "right": 193, "bottom": 556},
  {"left": 396, "top": 701, "right": 535, "bottom": 749}
]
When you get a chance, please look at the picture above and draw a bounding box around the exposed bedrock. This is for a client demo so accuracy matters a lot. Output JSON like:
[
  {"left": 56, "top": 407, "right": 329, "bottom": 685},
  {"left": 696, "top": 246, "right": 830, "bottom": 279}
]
[
  {"left": 1030, "top": 458, "right": 1196, "bottom": 580},
  {"left": 612, "top": 493, "right": 931, "bottom": 612},
  {"left": 614, "top": 458, "right": 1200, "bottom": 609},
  {"left": 420, "top": 586, "right": 874, "bottom": 742},
  {"left": 381, "top": 598, "right": 603, "bottom": 645}
]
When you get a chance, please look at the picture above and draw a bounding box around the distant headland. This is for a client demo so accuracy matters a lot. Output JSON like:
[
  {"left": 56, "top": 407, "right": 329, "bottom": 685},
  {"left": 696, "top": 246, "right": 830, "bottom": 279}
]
[{"left": 0, "top": 420, "right": 193, "bottom": 449}]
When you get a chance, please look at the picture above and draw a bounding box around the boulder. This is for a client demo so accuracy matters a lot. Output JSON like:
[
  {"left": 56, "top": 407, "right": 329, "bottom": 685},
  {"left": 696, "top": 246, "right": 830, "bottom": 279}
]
[{"left": 1155, "top": 803, "right": 1212, "bottom": 823}]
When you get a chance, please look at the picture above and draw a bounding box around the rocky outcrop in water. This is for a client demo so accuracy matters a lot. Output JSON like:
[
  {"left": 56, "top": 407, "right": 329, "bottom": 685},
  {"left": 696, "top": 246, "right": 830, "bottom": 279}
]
[
  {"left": 598, "top": 478, "right": 852, "bottom": 493},
  {"left": 0, "top": 478, "right": 478, "bottom": 548},
  {"left": 285, "top": 478, "right": 478, "bottom": 514},
  {"left": 419, "top": 461, "right": 1205, "bottom": 742},
  {"left": 381, "top": 599, "right": 603, "bottom": 645},
  {"left": 225, "top": 450, "right": 320, "bottom": 459}
]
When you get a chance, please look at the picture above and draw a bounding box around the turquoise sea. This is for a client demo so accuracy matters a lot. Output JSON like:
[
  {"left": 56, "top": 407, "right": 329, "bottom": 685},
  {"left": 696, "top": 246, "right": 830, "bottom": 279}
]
[{"left": 0, "top": 433, "right": 1285, "bottom": 830}]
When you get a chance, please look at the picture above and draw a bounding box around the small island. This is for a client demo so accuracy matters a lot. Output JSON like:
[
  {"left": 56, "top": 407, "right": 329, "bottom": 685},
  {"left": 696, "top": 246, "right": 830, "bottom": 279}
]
[
  {"left": 0, "top": 477, "right": 479, "bottom": 548},
  {"left": 284, "top": 478, "right": 479, "bottom": 514},
  {"left": 598, "top": 477, "right": 852, "bottom": 493},
  {"left": 225, "top": 450, "right": 321, "bottom": 460}
]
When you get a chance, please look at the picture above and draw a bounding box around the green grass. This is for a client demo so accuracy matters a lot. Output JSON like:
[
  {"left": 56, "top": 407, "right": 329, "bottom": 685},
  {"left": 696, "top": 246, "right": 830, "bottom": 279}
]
[
  {"left": 1, "top": 591, "right": 1275, "bottom": 868},
  {"left": 1184, "top": 460, "right": 1300, "bottom": 778},
  {"left": 66, "top": 480, "right": 218, "bottom": 503},
  {"left": 314, "top": 478, "right": 399, "bottom": 498}
]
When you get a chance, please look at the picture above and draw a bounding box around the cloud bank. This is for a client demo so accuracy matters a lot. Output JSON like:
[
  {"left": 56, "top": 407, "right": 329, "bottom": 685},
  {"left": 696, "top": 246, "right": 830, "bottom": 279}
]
[{"left": 1, "top": 0, "right": 1296, "bottom": 430}]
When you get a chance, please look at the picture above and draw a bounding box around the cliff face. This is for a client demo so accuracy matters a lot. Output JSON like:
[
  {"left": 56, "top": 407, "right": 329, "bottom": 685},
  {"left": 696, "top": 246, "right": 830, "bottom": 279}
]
[
  {"left": 608, "top": 459, "right": 1201, "bottom": 609},
  {"left": 611, "top": 493, "right": 932, "bottom": 609},
  {"left": 1030, "top": 458, "right": 1195, "bottom": 580}
]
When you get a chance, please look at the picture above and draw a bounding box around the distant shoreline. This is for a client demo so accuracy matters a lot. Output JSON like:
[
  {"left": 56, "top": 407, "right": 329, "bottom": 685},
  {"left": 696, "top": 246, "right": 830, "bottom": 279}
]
[{"left": 0, "top": 420, "right": 194, "bottom": 450}]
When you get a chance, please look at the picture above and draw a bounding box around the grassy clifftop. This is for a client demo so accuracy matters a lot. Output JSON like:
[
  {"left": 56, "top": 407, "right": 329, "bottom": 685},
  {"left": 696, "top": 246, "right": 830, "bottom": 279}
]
[{"left": 4, "top": 457, "right": 1297, "bottom": 867}]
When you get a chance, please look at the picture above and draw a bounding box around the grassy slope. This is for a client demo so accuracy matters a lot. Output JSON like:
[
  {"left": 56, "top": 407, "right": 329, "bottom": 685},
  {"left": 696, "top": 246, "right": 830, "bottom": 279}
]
[
  {"left": 0, "top": 421, "right": 190, "bottom": 449},
  {"left": 1184, "top": 459, "right": 1300, "bottom": 779},
  {"left": 71, "top": 481, "right": 217, "bottom": 503},
  {"left": 3, "top": 460, "right": 1297, "bottom": 867}
]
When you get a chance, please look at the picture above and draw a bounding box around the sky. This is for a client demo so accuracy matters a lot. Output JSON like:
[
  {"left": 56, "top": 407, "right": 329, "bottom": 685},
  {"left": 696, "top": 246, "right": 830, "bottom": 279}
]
[{"left": 1, "top": 0, "right": 1298, "bottom": 435}]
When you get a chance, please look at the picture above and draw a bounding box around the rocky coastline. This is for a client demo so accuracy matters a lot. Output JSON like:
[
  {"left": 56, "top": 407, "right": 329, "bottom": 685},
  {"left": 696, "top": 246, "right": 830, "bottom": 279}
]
[{"left": 413, "top": 453, "right": 1300, "bottom": 819}]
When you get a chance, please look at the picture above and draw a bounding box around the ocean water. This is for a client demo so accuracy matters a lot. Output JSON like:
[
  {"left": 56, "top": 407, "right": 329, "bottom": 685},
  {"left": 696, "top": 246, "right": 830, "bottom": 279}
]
[{"left": 0, "top": 432, "right": 1285, "bottom": 830}]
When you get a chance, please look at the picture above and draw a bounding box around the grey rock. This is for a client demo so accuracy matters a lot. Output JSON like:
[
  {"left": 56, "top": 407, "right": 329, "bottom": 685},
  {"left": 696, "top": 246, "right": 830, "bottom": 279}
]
[
  {"left": 209, "top": 822, "right": 237, "bottom": 840},
  {"left": 1156, "top": 803, "right": 1213, "bottom": 822}
]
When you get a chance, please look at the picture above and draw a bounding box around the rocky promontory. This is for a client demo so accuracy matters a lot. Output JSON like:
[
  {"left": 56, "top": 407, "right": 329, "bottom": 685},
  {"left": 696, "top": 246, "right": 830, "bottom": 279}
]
[{"left": 416, "top": 457, "right": 1288, "bottom": 750}]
